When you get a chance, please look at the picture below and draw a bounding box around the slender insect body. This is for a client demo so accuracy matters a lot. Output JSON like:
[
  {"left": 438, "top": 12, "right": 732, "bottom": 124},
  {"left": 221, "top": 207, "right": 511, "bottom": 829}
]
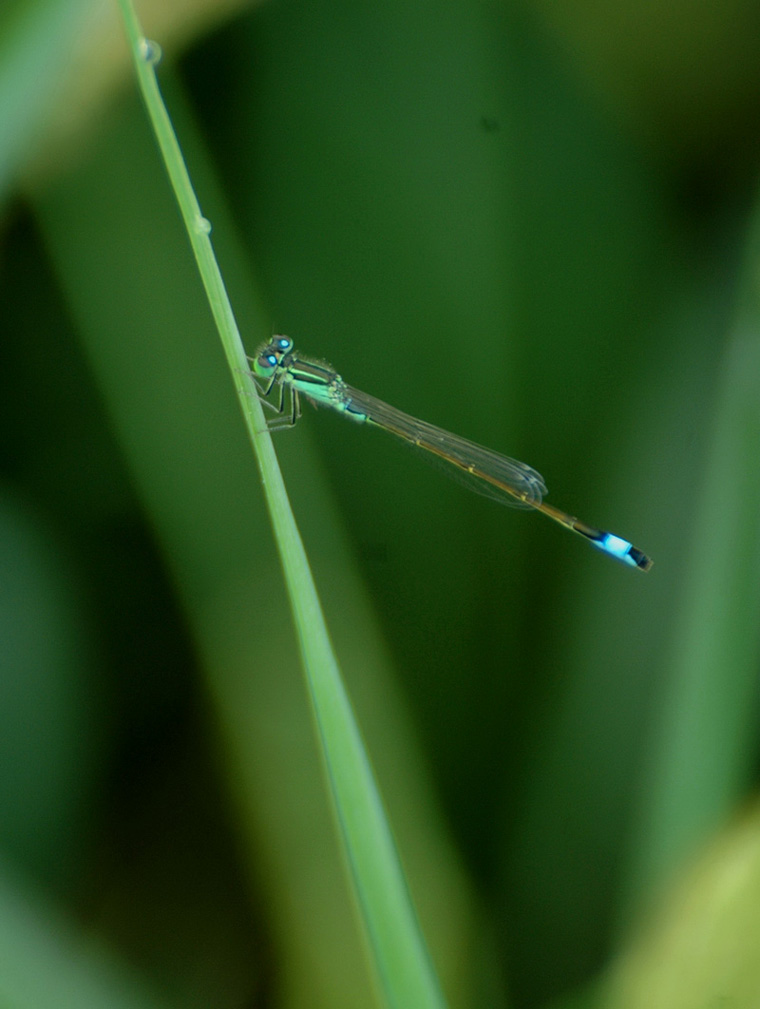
[{"left": 251, "top": 335, "right": 652, "bottom": 571}]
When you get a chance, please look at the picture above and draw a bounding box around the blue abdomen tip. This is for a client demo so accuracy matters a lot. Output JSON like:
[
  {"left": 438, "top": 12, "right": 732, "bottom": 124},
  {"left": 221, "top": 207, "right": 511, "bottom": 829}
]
[{"left": 595, "top": 533, "right": 637, "bottom": 566}]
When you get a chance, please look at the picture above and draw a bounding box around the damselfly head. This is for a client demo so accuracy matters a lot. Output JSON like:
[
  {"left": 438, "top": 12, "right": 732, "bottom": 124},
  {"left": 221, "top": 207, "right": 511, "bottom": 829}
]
[{"left": 253, "top": 335, "right": 294, "bottom": 377}]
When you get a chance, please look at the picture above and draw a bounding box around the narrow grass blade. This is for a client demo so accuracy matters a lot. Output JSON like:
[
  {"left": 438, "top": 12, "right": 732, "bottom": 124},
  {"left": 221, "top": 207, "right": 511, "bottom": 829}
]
[{"left": 115, "top": 3, "right": 447, "bottom": 1006}]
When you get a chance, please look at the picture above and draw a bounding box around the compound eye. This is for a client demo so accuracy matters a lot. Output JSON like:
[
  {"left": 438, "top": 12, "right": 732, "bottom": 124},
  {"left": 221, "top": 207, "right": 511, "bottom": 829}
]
[
  {"left": 254, "top": 352, "right": 278, "bottom": 376},
  {"left": 275, "top": 336, "right": 293, "bottom": 352}
]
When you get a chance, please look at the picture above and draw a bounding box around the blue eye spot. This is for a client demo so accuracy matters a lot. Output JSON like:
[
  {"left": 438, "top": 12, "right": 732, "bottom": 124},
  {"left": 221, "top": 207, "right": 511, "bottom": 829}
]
[{"left": 266, "top": 354, "right": 277, "bottom": 366}]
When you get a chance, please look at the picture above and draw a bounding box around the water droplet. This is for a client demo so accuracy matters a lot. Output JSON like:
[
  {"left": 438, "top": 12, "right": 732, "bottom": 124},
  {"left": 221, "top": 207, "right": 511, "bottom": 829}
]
[
  {"left": 139, "top": 38, "right": 162, "bottom": 65},
  {"left": 195, "top": 215, "right": 212, "bottom": 235}
]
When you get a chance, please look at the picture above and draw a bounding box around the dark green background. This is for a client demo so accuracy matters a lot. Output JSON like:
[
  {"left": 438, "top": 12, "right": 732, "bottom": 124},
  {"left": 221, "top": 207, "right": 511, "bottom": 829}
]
[{"left": 2, "top": 0, "right": 760, "bottom": 1006}]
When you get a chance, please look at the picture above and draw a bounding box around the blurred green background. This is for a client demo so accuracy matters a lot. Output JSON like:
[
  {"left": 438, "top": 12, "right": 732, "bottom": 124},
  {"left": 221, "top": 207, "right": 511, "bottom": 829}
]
[{"left": 2, "top": 0, "right": 760, "bottom": 1006}]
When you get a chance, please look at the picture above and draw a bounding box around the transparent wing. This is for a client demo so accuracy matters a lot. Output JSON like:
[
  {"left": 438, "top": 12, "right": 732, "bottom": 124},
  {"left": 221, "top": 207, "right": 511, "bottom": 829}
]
[{"left": 343, "top": 385, "right": 546, "bottom": 509}]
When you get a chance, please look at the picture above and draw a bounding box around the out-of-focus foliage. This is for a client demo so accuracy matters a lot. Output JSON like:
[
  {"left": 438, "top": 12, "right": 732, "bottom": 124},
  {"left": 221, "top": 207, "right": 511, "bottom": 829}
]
[
  {"left": 606, "top": 802, "right": 760, "bottom": 1009},
  {"left": 1, "top": 0, "right": 760, "bottom": 1007}
]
